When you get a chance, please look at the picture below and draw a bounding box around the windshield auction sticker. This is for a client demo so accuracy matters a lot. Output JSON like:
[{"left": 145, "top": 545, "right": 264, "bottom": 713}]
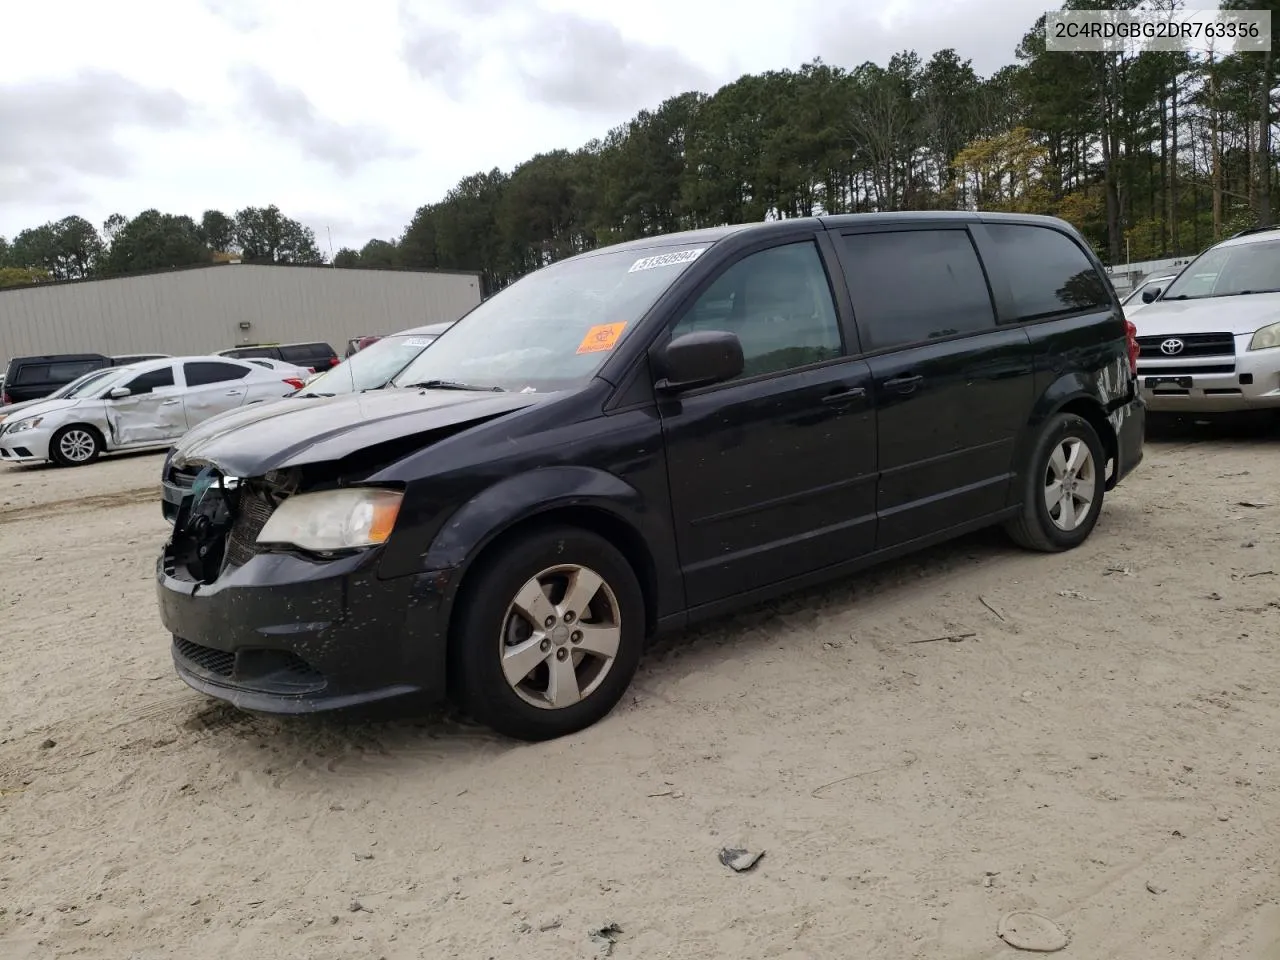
[
  {"left": 576, "top": 322, "right": 629, "bottom": 354},
  {"left": 628, "top": 248, "right": 705, "bottom": 272}
]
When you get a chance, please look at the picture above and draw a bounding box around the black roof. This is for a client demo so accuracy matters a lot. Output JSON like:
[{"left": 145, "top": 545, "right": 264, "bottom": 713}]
[{"left": 570, "top": 211, "right": 1080, "bottom": 261}]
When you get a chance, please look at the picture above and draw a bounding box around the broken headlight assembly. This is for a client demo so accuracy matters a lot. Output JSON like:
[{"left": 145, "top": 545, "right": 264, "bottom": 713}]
[{"left": 255, "top": 487, "right": 403, "bottom": 553}]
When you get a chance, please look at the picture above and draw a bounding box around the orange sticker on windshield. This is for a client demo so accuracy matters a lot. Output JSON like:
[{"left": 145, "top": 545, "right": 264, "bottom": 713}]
[{"left": 576, "top": 322, "right": 628, "bottom": 354}]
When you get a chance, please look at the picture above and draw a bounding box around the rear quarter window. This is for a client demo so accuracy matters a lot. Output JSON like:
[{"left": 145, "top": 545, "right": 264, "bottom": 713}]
[{"left": 983, "top": 224, "right": 1111, "bottom": 321}]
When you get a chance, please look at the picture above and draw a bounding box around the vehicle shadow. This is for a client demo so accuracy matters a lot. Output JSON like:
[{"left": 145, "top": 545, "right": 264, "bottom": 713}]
[
  {"left": 1145, "top": 410, "right": 1279, "bottom": 444},
  {"left": 188, "top": 523, "right": 1028, "bottom": 767}
]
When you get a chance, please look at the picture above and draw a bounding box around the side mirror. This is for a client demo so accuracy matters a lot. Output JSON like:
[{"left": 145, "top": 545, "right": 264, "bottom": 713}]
[
  {"left": 1141, "top": 287, "right": 1162, "bottom": 303},
  {"left": 655, "top": 330, "right": 744, "bottom": 392},
  {"left": 108, "top": 386, "right": 131, "bottom": 399}
]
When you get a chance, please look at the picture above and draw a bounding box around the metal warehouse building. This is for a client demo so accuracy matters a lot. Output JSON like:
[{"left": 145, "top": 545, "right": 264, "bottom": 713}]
[{"left": 0, "top": 262, "right": 483, "bottom": 361}]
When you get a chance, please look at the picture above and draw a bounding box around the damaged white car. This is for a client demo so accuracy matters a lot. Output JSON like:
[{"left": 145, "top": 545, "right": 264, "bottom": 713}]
[{"left": 0, "top": 356, "right": 305, "bottom": 467}]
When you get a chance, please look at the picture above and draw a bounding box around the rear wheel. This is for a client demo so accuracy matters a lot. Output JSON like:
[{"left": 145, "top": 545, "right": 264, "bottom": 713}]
[
  {"left": 49, "top": 425, "right": 102, "bottom": 467},
  {"left": 450, "top": 526, "right": 645, "bottom": 741},
  {"left": 1005, "top": 413, "right": 1106, "bottom": 552}
]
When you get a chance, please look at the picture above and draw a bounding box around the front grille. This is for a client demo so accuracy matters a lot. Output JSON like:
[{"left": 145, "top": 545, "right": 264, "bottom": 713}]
[
  {"left": 225, "top": 488, "right": 276, "bottom": 569},
  {"left": 174, "top": 638, "right": 234, "bottom": 677},
  {"left": 1137, "top": 332, "right": 1236, "bottom": 359}
]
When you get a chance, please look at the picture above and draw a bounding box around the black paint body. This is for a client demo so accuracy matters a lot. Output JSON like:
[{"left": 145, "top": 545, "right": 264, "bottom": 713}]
[{"left": 157, "top": 212, "right": 1145, "bottom": 711}]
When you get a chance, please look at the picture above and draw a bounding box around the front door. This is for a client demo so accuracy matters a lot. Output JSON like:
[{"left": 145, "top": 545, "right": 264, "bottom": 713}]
[
  {"left": 106, "top": 364, "right": 187, "bottom": 445},
  {"left": 181, "top": 360, "right": 254, "bottom": 428},
  {"left": 831, "top": 224, "right": 1035, "bottom": 548},
  {"left": 657, "top": 236, "right": 879, "bottom": 609}
]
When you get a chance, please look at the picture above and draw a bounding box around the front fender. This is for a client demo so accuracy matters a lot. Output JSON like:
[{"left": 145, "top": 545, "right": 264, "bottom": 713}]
[{"left": 421, "top": 465, "right": 652, "bottom": 571}]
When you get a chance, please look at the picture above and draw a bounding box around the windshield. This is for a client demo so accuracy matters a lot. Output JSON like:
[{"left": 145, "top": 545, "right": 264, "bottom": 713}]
[
  {"left": 391, "top": 243, "right": 711, "bottom": 393},
  {"left": 52, "top": 368, "right": 116, "bottom": 398},
  {"left": 300, "top": 332, "right": 440, "bottom": 395},
  {"left": 1162, "top": 239, "right": 1280, "bottom": 300},
  {"left": 70, "top": 366, "right": 137, "bottom": 399}
]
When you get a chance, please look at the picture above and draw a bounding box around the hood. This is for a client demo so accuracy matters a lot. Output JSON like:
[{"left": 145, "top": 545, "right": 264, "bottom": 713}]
[
  {"left": 1131, "top": 291, "right": 1280, "bottom": 337},
  {"left": 0, "top": 397, "right": 80, "bottom": 425},
  {"left": 170, "top": 387, "right": 545, "bottom": 476}
]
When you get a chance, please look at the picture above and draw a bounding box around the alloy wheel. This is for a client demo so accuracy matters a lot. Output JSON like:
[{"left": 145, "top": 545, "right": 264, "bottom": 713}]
[{"left": 499, "top": 564, "right": 621, "bottom": 710}]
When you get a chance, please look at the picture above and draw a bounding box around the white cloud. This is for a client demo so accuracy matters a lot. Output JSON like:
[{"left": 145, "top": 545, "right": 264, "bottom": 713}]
[{"left": 0, "top": 0, "right": 1050, "bottom": 252}]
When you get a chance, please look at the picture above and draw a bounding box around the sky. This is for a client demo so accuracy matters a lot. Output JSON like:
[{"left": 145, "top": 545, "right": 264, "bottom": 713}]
[{"left": 0, "top": 0, "right": 1057, "bottom": 255}]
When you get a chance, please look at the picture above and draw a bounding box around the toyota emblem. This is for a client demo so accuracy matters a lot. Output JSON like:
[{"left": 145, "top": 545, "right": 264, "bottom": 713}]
[{"left": 1160, "top": 338, "right": 1185, "bottom": 355}]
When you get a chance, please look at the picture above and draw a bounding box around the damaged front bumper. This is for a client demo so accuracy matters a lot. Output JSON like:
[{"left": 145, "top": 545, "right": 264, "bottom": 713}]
[{"left": 157, "top": 488, "right": 458, "bottom": 712}]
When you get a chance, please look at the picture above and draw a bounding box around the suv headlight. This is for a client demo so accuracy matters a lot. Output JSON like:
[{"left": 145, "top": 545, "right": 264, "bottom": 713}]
[
  {"left": 5, "top": 416, "right": 43, "bottom": 435},
  {"left": 1249, "top": 321, "right": 1280, "bottom": 351},
  {"left": 256, "top": 487, "right": 403, "bottom": 552}
]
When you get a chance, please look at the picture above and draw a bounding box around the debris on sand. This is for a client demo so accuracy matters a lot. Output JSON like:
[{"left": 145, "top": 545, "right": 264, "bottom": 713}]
[
  {"left": 589, "top": 921, "right": 623, "bottom": 955},
  {"left": 997, "top": 911, "right": 1068, "bottom": 952},
  {"left": 719, "top": 848, "right": 764, "bottom": 873}
]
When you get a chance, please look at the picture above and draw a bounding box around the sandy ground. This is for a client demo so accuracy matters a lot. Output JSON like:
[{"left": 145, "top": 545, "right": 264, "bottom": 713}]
[{"left": 2, "top": 430, "right": 1280, "bottom": 960}]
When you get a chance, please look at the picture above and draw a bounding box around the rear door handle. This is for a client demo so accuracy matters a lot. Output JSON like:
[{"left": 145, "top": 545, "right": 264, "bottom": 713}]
[
  {"left": 160, "top": 399, "right": 181, "bottom": 406},
  {"left": 822, "top": 386, "right": 867, "bottom": 406},
  {"left": 226, "top": 390, "right": 244, "bottom": 396},
  {"left": 883, "top": 375, "right": 923, "bottom": 394}
]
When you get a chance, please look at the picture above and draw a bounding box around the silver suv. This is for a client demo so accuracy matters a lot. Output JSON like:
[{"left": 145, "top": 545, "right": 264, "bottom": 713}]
[{"left": 1130, "top": 228, "right": 1280, "bottom": 413}]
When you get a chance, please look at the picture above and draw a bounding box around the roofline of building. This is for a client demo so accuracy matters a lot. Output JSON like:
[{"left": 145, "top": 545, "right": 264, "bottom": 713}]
[{"left": 0, "top": 259, "right": 485, "bottom": 295}]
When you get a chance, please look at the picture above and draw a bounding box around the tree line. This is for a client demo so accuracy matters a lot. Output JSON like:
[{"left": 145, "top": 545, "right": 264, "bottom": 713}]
[{"left": 3, "top": 0, "right": 1277, "bottom": 293}]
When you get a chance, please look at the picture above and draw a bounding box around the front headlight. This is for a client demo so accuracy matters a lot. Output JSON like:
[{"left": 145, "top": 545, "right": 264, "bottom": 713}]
[
  {"left": 1249, "top": 321, "right": 1280, "bottom": 351},
  {"left": 6, "top": 416, "right": 43, "bottom": 435},
  {"left": 256, "top": 487, "right": 403, "bottom": 552}
]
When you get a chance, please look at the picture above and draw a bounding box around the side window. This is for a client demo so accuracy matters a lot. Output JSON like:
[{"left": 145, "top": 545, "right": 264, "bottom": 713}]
[
  {"left": 670, "top": 240, "right": 843, "bottom": 380},
  {"left": 46, "top": 361, "right": 101, "bottom": 382},
  {"left": 124, "top": 366, "right": 175, "bottom": 395},
  {"left": 15, "top": 364, "right": 51, "bottom": 385},
  {"left": 838, "top": 229, "right": 996, "bottom": 352},
  {"left": 983, "top": 224, "right": 1110, "bottom": 321},
  {"left": 184, "top": 361, "right": 251, "bottom": 387}
]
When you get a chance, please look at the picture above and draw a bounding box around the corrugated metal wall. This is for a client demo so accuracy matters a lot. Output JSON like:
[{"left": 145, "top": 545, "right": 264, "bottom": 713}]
[{"left": 0, "top": 264, "right": 483, "bottom": 361}]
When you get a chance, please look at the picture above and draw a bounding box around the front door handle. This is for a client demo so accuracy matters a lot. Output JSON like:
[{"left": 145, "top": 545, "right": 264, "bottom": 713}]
[
  {"left": 822, "top": 386, "right": 867, "bottom": 406},
  {"left": 883, "top": 374, "right": 923, "bottom": 394}
]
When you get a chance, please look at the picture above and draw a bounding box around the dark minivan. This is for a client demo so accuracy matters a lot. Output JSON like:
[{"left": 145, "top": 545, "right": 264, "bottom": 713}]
[
  {"left": 156, "top": 213, "right": 1145, "bottom": 741},
  {"left": 2, "top": 353, "right": 110, "bottom": 405}
]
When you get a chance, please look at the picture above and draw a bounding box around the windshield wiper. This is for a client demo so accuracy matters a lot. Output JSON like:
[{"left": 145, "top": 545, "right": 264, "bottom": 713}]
[{"left": 402, "top": 379, "right": 505, "bottom": 392}]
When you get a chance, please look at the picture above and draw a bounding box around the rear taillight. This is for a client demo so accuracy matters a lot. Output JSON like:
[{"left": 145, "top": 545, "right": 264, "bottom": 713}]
[
  {"left": 1, "top": 392, "right": 9, "bottom": 405},
  {"left": 329, "top": 357, "right": 340, "bottom": 367},
  {"left": 284, "top": 377, "right": 305, "bottom": 390},
  {"left": 1125, "top": 319, "right": 1140, "bottom": 374}
]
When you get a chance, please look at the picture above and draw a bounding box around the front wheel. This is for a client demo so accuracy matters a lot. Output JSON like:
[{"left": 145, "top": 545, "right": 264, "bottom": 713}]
[
  {"left": 450, "top": 526, "right": 645, "bottom": 741},
  {"left": 1005, "top": 413, "right": 1106, "bottom": 552},
  {"left": 49, "top": 425, "right": 102, "bottom": 467}
]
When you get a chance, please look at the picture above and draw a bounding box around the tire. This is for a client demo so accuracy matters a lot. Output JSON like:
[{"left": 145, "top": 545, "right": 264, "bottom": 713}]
[
  {"left": 1005, "top": 412, "right": 1106, "bottom": 552},
  {"left": 449, "top": 525, "right": 645, "bottom": 741},
  {"left": 49, "top": 424, "right": 103, "bottom": 467}
]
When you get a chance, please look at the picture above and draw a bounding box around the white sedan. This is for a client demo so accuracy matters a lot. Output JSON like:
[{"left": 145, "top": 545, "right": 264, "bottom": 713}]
[{"left": 0, "top": 356, "right": 304, "bottom": 467}]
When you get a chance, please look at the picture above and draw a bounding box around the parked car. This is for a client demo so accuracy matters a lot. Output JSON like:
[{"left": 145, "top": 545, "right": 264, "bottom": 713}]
[
  {"left": 1120, "top": 275, "right": 1175, "bottom": 317},
  {"left": 1130, "top": 227, "right": 1280, "bottom": 414},
  {"left": 345, "top": 336, "right": 382, "bottom": 357},
  {"left": 0, "top": 356, "right": 303, "bottom": 467},
  {"left": 218, "top": 342, "right": 340, "bottom": 374},
  {"left": 158, "top": 323, "right": 453, "bottom": 519},
  {"left": 156, "top": 212, "right": 1145, "bottom": 741},
  {"left": 0, "top": 366, "right": 124, "bottom": 426},
  {"left": 2, "top": 353, "right": 111, "bottom": 405}
]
